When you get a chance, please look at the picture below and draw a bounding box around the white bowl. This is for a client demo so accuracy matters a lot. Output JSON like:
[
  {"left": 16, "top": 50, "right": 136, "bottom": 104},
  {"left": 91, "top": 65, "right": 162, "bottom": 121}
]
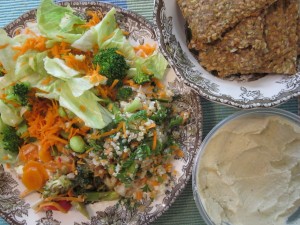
[
  {"left": 153, "top": 0, "right": 300, "bottom": 109},
  {"left": 192, "top": 108, "right": 300, "bottom": 225}
]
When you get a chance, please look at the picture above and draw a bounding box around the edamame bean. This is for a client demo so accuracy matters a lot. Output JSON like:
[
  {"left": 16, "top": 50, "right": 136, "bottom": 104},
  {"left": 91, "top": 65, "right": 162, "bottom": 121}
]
[
  {"left": 69, "top": 136, "right": 86, "bottom": 153},
  {"left": 58, "top": 107, "right": 67, "bottom": 118}
]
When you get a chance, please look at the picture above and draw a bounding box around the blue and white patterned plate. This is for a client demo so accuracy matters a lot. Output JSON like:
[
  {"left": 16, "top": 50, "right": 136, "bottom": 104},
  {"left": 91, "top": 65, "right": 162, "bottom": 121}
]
[
  {"left": 153, "top": 0, "right": 300, "bottom": 109},
  {"left": 0, "top": 2, "right": 202, "bottom": 225}
]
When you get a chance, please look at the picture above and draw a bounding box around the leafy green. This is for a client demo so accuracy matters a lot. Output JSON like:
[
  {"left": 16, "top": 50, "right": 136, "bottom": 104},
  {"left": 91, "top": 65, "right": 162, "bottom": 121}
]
[
  {"left": 127, "top": 110, "right": 147, "bottom": 122},
  {"left": 37, "top": 0, "right": 86, "bottom": 43},
  {"left": 135, "top": 144, "right": 152, "bottom": 160},
  {"left": 58, "top": 83, "right": 113, "bottom": 129},
  {"left": 0, "top": 29, "right": 17, "bottom": 73},
  {"left": 0, "top": 100, "right": 23, "bottom": 127},
  {"left": 43, "top": 56, "right": 80, "bottom": 79},
  {"left": 116, "top": 87, "right": 133, "bottom": 100},
  {"left": 71, "top": 8, "right": 117, "bottom": 51},
  {"left": 150, "top": 105, "right": 169, "bottom": 125},
  {"left": 169, "top": 116, "right": 183, "bottom": 128}
]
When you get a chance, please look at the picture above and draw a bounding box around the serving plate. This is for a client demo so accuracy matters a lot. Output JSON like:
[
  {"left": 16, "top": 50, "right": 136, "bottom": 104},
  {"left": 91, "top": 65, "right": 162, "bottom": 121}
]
[
  {"left": 153, "top": 0, "right": 300, "bottom": 109},
  {"left": 0, "top": 1, "right": 203, "bottom": 225}
]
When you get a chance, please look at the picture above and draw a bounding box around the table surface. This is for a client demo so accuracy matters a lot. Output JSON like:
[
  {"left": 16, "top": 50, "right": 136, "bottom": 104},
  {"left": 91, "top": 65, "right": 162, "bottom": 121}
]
[{"left": 0, "top": 1, "right": 299, "bottom": 225}]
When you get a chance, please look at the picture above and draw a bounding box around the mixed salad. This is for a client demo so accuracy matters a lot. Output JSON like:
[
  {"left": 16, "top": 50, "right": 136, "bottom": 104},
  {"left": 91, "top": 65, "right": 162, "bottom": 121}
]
[{"left": 0, "top": 0, "right": 189, "bottom": 216}]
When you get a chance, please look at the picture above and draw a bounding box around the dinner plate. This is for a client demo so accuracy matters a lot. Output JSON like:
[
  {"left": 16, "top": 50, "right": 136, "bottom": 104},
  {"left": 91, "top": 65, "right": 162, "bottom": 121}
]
[
  {"left": 153, "top": 0, "right": 300, "bottom": 109},
  {"left": 0, "top": 1, "right": 203, "bottom": 225}
]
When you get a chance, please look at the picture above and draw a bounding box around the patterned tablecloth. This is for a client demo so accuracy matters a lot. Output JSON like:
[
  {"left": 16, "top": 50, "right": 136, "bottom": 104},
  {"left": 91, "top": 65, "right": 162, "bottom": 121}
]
[{"left": 0, "top": 1, "right": 299, "bottom": 225}]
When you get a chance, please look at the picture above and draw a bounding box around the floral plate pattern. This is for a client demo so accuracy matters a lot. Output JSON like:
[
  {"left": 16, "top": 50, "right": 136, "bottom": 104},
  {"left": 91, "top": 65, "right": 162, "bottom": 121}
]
[
  {"left": 0, "top": 1, "right": 203, "bottom": 225},
  {"left": 153, "top": 0, "right": 300, "bottom": 109}
]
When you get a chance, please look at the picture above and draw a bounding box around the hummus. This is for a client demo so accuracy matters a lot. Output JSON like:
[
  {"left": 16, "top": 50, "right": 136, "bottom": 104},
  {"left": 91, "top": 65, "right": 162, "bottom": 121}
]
[{"left": 198, "top": 115, "right": 300, "bottom": 225}]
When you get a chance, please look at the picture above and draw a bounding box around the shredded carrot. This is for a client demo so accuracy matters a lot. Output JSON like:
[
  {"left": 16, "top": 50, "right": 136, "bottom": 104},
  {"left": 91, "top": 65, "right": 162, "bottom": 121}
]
[
  {"left": 135, "top": 191, "right": 143, "bottom": 201},
  {"left": 49, "top": 41, "right": 71, "bottom": 58},
  {"left": 2, "top": 155, "right": 9, "bottom": 161},
  {"left": 149, "top": 180, "right": 160, "bottom": 187},
  {"left": 146, "top": 123, "right": 156, "bottom": 130},
  {"left": 88, "top": 64, "right": 107, "bottom": 84},
  {"left": 38, "top": 202, "right": 69, "bottom": 213},
  {"left": 134, "top": 43, "right": 156, "bottom": 57},
  {"left": 164, "top": 163, "right": 173, "bottom": 173},
  {"left": 41, "top": 76, "right": 53, "bottom": 85},
  {"left": 175, "top": 149, "right": 185, "bottom": 158},
  {"left": 19, "top": 189, "right": 33, "bottom": 198},
  {"left": 122, "top": 121, "right": 127, "bottom": 138},
  {"left": 80, "top": 10, "right": 103, "bottom": 28},
  {"left": 102, "top": 33, "right": 114, "bottom": 42},
  {"left": 93, "top": 122, "right": 123, "bottom": 139},
  {"left": 23, "top": 98, "right": 71, "bottom": 162},
  {"left": 13, "top": 36, "right": 47, "bottom": 60},
  {"left": 44, "top": 196, "right": 84, "bottom": 203},
  {"left": 152, "top": 130, "right": 157, "bottom": 150},
  {"left": 0, "top": 43, "right": 9, "bottom": 49},
  {"left": 109, "top": 79, "right": 119, "bottom": 90}
]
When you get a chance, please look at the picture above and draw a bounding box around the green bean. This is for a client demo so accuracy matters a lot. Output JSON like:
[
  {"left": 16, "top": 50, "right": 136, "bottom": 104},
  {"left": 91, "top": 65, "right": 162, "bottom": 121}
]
[{"left": 69, "top": 135, "right": 86, "bottom": 153}]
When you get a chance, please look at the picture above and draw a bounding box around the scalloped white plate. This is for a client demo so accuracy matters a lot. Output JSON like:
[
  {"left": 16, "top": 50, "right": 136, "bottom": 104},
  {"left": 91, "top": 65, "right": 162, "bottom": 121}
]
[{"left": 153, "top": 0, "right": 300, "bottom": 109}]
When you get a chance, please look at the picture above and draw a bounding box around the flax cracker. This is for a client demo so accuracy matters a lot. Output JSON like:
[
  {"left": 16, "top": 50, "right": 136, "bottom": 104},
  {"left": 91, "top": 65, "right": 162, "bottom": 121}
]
[
  {"left": 177, "top": 0, "right": 277, "bottom": 44},
  {"left": 197, "top": 15, "right": 267, "bottom": 77},
  {"left": 197, "top": 0, "right": 298, "bottom": 77}
]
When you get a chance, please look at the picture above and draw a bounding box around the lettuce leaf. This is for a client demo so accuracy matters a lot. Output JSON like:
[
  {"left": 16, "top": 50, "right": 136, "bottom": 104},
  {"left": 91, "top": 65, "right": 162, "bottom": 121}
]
[
  {"left": 101, "top": 28, "right": 136, "bottom": 61},
  {"left": 0, "top": 100, "right": 23, "bottom": 127},
  {"left": 0, "top": 29, "right": 17, "bottom": 73},
  {"left": 43, "top": 56, "right": 80, "bottom": 79},
  {"left": 71, "top": 8, "right": 117, "bottom": 51},
  {"left": 130, "top": 52, "right": 168, "bottom": 80},
  {"left": 58, "top": 83, "right": 113, "bottom": 129},
  {"left": 37, "top": 0, "right": 86, "bottom": 43}
]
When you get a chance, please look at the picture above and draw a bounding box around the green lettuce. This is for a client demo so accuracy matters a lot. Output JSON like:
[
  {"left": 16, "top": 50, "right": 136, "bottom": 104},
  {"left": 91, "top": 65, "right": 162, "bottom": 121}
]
[
  {"left": 37, "top": 0, "right": 86, "bottom": 43},
  {"left": 71, "top": 8, "right": 117, "bottom": 51},
  {"left": 0, "top": 100, "right": 23, "bottom": 127},
  {"left": 59, "top": 83, "right": 112, "bottom": 129}
]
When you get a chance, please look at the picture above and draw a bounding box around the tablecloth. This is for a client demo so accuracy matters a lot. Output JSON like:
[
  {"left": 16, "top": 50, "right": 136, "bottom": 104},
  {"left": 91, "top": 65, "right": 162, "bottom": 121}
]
[{"left": 0, "top": 1, "right": 299, "bottom": 225}]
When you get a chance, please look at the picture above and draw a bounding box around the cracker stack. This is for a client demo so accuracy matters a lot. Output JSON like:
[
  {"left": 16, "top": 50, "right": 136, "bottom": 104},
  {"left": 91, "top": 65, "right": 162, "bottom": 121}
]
[{"left": 177, "top": 0, "right": 299, "bottom": 77}]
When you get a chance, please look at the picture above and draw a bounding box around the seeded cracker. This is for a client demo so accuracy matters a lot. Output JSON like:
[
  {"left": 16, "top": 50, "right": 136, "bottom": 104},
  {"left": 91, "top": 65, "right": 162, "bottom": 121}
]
[
  {"left": 177, "top": 0, "right": 277, "bottom": 44},
  {"left": 196, "top": 0, "right": 298, "bottom": 77},
  {"left": 197, "top": 15, "right": 268, "bottom": 77},
  {"left": 256, "top": 0, "right": 298, "bottom": 74}
]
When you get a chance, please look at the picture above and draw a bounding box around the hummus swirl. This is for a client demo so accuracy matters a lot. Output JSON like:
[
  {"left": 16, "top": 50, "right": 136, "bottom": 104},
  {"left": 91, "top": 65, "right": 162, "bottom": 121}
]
[{"left": 198, "top": 115, "right": 300, "bottom": 225}]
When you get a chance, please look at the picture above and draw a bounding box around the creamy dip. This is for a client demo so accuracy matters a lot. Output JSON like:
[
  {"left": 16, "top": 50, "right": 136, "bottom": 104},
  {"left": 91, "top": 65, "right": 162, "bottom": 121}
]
[{"left": 198, "top": 115, "right": 300, "bottom": 225}]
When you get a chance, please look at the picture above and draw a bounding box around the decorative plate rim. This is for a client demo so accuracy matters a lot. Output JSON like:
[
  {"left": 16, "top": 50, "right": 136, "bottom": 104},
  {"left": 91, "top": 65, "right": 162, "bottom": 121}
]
[
  {"left": 1, "top": 1, "right": 203, "bottom": 225},
  {"left": 153, "top": 0, "right": 300, "bottom": 109}
]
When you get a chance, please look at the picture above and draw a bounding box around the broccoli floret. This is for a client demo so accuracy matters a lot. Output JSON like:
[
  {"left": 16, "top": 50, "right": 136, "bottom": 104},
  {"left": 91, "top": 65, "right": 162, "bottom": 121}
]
[
  {"left": 73, "top": 165, "right": 105, "bottom": 195},
  {"left": 132, "top": 71, "right": 151, "bottom": 85},
  {"left": 150, "top": 105, "right": 169, "bottom": 125},
  {"left": 1, "top": 125, "right": 23, "bottom": 154},
  {"left": 93, "top": 48, "right": 129, "bottom": 85},
  {"left": 6, "top": 82, "right": 30, "bottom": 106},
  {"left": 116, "top": 87, "right": 133, "bottom": 101},
  {"left": 42, "top": 175, "right": 73, "bottom": 198}
]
